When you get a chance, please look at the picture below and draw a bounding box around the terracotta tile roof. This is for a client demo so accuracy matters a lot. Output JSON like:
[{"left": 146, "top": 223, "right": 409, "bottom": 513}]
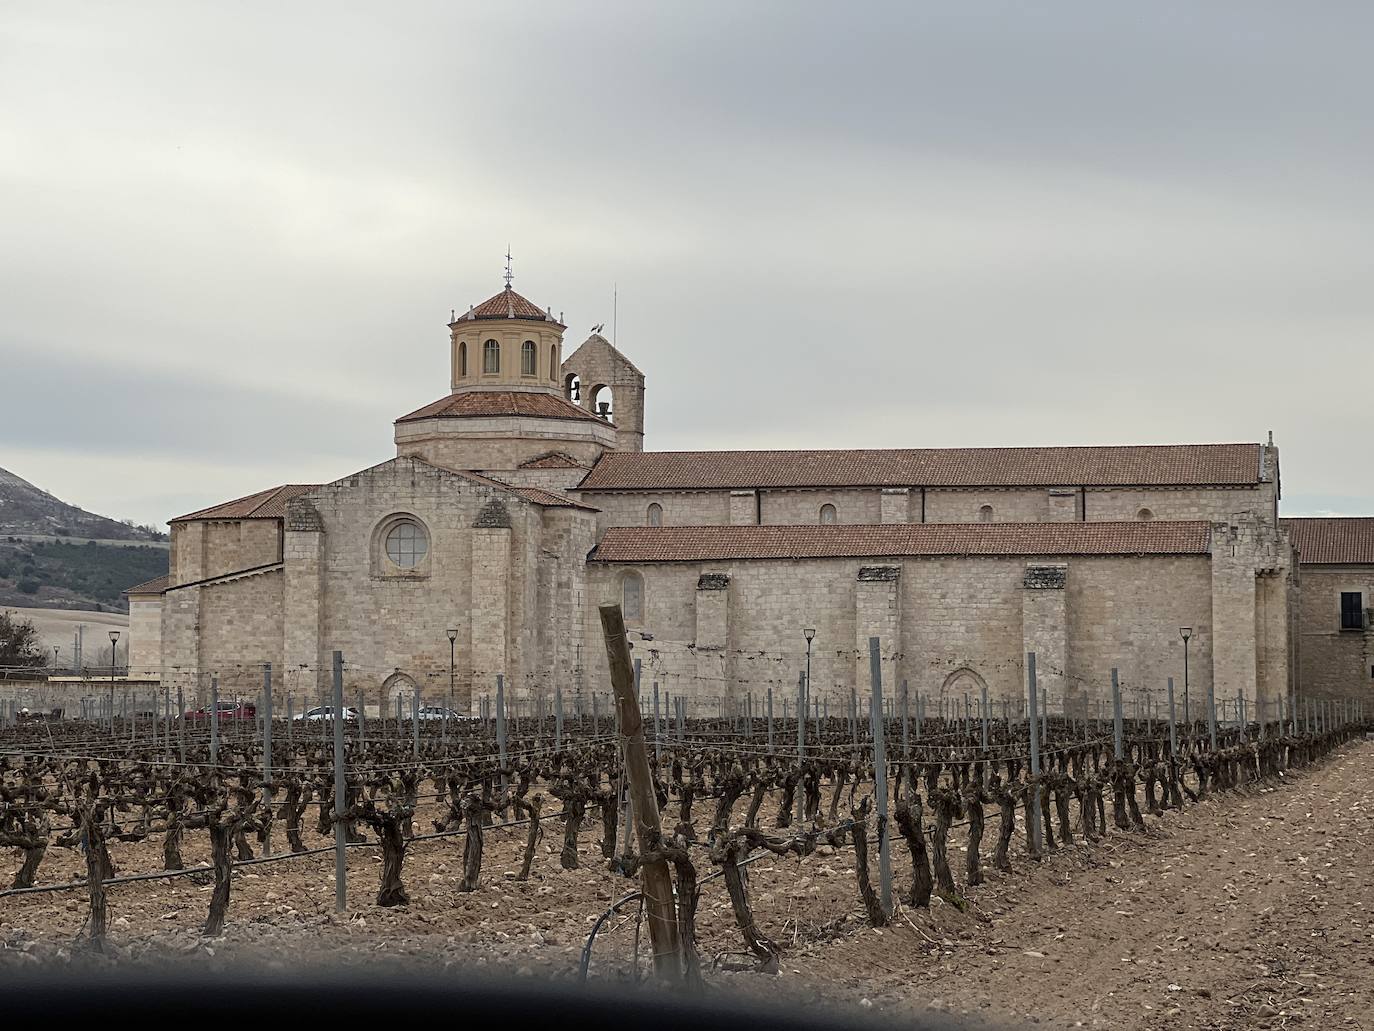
[
  {"left": 510, "top": 485, "right": 598, "bottom": 511},
  {"left": 519, "top": 451, "right": 585, "bottom": 470},
  {"left": 589, "top": 521, "right": 1213, "bottom": 563},
  {"left": 172, "top": 485, "right": 319, "bottom": 522},
  {"left": 1282, "top": 517, "right": 1374, "bottom": 564},
  {"left": 396, "top": 390, "right": 610, "bottom": 425},
  {"left": 578, "top": 444, "right": 1263, "bottom": 491},
  {"left": 451, "top": 286, "right": 563, "bottom": 326},
  {"left": 124, "top": 574, "right": 171, "bottom": 596},
  {"left": 457, "top": 470, "right": 598, "bottom": 512}
]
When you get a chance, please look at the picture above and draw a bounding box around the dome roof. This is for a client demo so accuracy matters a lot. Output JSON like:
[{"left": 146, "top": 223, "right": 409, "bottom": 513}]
[{"left": 451, "top": 286, "right": 563, "bottom": 327}]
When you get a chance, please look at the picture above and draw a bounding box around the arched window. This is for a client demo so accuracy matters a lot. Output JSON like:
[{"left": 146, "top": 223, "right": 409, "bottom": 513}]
[
  {"left": 549, "top": 344, "right": 558, "bottom": 381},
  {"left": 647, "top": 503, "right": 663, "bottom": 527},
  {"left": 565, "top": 372, "right": 581, "bottom": 402},
  {"left": 458, "top": 341, "right": 467, "bottom": 377},
  {"left": 978, "top": 505, "right": 994, "bottom": 523},
  {"left": 384, "top": 519, "right": 429, "bottom": 568},
  {"left": 819, "top": 504, "right": 837, "bottom": 524},
  {"left": 483, "top": 339, "right": 500, "bottom": 374},
  {"left": 521, "top": 340, "right": 537, "bottom": 377},
  {"left": 1137, "top": 507, "right": 1155, "bottom": 521},
  {"left": 622, "top": 571, "right": 644, "bottom": 622}
]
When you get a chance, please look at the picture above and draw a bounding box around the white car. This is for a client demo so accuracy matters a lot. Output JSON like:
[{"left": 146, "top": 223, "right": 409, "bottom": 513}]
[
  {"left": 293, "top": 705, "right": 359, "bottom": 721},
  {"left": 415, "top": 706, "right": 476, "bottom": 722}
]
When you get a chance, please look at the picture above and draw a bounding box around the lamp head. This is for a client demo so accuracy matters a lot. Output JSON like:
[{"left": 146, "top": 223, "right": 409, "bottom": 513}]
[
  {"left": 109, "top": 630, "right": 120, "bottom": 643},
  {"left": 803, "top": 627, "right": 816, "bottom": 643},
  {"left": 446, "top": 628, "right": 458, "bottom": 643},
  {"left": 1179, "top": 627, "right": 1193, "bottom": 642}
]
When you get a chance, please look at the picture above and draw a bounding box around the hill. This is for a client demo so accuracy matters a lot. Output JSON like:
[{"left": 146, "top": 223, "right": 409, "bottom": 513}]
[
  {"left": 0, "top": 537, "right": 168, "bottom": 613},
  {"left": 0, "top": 466, "right": 166, "bottom": 542}
]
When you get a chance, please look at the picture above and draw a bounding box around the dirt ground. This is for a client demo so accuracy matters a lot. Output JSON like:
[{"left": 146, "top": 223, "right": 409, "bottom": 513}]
[{"left": 2, "top": 741, "right": 1371, "bottom": 1030}]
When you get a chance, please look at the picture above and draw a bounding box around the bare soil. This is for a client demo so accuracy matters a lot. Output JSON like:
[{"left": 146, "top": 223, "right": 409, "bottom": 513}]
[{"left": 3, "top": 742, "right": 1371, "bottom": 1031}]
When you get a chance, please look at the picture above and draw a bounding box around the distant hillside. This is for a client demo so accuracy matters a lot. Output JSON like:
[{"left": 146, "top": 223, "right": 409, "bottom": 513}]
[
  {"left": 0, "top": 466, "right": 166, "bottom": 542},
  {"left": 0, "top": 538, "right": 167, "bottom": 613}
]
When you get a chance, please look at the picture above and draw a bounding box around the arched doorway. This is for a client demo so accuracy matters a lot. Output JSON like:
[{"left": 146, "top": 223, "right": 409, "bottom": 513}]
[
  {"left": 382, "top": 671, "right": 419, "bottom": 718},
  {"left": 938, "top": 667, "right": 989, "bottom": 718}
]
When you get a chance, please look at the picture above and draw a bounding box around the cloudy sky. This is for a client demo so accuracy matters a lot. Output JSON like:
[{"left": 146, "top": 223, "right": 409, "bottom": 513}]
[{"left": 2, "top": 1, "right": 1371, "bottom": 527}]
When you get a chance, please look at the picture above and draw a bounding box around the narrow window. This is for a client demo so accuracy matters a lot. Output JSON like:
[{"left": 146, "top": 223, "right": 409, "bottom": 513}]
[
  {"left": 549, "top": 344, "right": 558, "bottom": 381},
  {"left": 521, "top": 340, "right": 537, "bottom": 376},
  {"left": 978, "top": 505, "right": 994, "bottom": 523},
  {"left": 1137, "top": 507, "right": 1155, "bottom": 521},
  {"left": 647, "top": 503, "right": 663, "bottom": 527},
  {"left": 622, "top": 571, "right": 644, "bottom": 621},
  {"left": 458, "top": 341, "right": 467, "bottom": 377},
  {"left": 1340, "top": 591, "right": 1364, "bottom": 630},
  {"left": 483, "top": 339, "right": 500, "bottom": 374},
  {"left": 819, "top": 504, "right": 837, "bottom": 524}
]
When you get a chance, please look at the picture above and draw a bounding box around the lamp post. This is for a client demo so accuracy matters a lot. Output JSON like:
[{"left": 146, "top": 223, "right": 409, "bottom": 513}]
[
  {"left": 1179, "top": 627, "right": 1192, "bottom": 730},
  {"left": 803, "top": 627, "right": 816, "bottom": 720},
  {"left": 446, "top": 628, "right": 458, "bottom": 713},
  {"left": 108, "top": 630, "right": 121, "bottom": 721}
]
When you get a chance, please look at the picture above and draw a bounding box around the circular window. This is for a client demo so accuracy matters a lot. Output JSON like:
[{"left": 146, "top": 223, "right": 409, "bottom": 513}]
[{"left": 385, "top": 520, "right": 429, "bottom": 568}]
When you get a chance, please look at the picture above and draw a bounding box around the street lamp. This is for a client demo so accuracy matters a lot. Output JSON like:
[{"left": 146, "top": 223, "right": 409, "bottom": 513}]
[
  {"left": 446, "top": 628, "right": 458, "bottom": 714},
  {"left": 1179, "top": 627, "right": 1192, "bottom": 729},
  {"left": 109, "top": 630, "right": 121, "bottom": 723},
  {"left": 803, "top": 628, "right": 816, "bottom": 719}
]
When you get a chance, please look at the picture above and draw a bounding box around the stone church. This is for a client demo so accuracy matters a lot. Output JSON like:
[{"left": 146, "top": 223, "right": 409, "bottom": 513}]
[{"left": 125, "top": 276, "right": 1374, "bottom": 716}]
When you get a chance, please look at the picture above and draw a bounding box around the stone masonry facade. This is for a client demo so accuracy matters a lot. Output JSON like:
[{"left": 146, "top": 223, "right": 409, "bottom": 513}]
[{"left": 127, "top": 277, "right": 1372, "bottom": 718}]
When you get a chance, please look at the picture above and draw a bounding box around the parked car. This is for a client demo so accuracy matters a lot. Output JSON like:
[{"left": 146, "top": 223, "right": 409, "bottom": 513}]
[
  {"left": 415, "top": 706, "right": 475, "bottom": 722},
  {"left": 293, "top": 705, "right": 359, "bottom": 722},
  {"left": 184, "top": 701, "right": 256, "bottom": 721}
]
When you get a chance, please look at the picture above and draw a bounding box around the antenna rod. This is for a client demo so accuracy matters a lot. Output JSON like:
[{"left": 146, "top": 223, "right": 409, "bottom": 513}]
[{"left": 613, "top": 282, "right": 617, "bottom": 344}]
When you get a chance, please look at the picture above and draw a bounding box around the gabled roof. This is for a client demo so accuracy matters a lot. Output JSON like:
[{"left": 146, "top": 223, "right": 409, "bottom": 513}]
[
  {"left": 578, "top": 444, "right": 1264, "bottom": 492},
  {"left": 451, "top": 286, "right": 563, "bottom": 326},
  {"left": 456, "top": 470, "right": 598, "bottom": 512},
  {"left": 124, "top": 574, "right": 171, "bottom": 596},
  {"left": 589, "top": 521, "right": 1213, "bottom": 563},
  {"left": 1282, "top": 517, "right": 1374, "bottom": 565},
  {"left": 565, "top": 332, "right": 644, "bottom": 378},
  {"left": 396, "top": 390, "right": 611, "bottom": 425},
  {"left": 172, "top": 457, "right": 600, "bottom": 526},
  {"left": 519, "top": 451, "right": 585, "bottom": 470},
  {"left": 172, "top": 484, "right": 319, "bottom": 522}
]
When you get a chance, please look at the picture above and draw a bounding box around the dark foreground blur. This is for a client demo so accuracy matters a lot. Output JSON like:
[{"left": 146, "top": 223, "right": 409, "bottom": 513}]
[{"left": 2, "top": 965, "right": 1002, "bottom": 1029}]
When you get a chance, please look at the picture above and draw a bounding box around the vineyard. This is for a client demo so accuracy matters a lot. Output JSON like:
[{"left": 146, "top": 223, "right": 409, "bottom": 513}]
[{"left": 2, "top": 611, "right": 1370, "bottom": 1019}]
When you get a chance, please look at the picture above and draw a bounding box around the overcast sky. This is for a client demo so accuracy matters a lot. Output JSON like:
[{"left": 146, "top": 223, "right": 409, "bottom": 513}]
[{"left": 2, "top": 1, "right": 1371, "bottom": 528}]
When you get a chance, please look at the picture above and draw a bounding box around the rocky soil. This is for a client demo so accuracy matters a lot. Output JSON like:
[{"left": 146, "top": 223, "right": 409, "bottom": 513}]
[{"left": 3, "top": 741, "right": 1370, "bottom": 1030}]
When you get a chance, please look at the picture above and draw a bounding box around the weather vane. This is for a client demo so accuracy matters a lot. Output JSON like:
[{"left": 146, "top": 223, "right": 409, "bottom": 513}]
[{"left": 503, "top": 246, "right": 513, "bottom": 289}]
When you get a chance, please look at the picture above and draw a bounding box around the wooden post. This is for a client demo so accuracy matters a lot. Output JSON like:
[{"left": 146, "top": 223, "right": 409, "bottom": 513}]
[
  {"left": 599, "top": 603, "right": 681, "bottom": 984},
  {"left": 332, "top": 650, "right": 347, "bottom": 912}
]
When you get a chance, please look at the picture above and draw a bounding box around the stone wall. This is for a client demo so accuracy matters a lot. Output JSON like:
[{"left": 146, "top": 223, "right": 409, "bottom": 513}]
[
  {"left": 582, "top": 482, "right": 1277, "bottom": 531},
  {"left": 168, "top": 519, "right": 280, "bottom": 587},
  {"left": 395, "top": 415, "right": 615, "bottom": 475},
  {"left": 127, "top": 597, "right": 163, "bottom": 678},
  {"left": 159, "top": 565, "right": 284, "bottom": 706},
  {"left": 585, "top": 552, "right": 1218, "bottom": 716},
  {"left": 586, "top": 491, "right": 732, "bottom": 533},
  {"left": 279, "top": 457, "right": 595, "bottom": 712},
  {"left": 561, "top": 333, "right": 645, "bottom": 453},
  {"left": 1295, "top": 565, "right": 1374, "bottom": 701},
  {"left": 1063, "top": 556, "right": 1214, "bottom": 716}
]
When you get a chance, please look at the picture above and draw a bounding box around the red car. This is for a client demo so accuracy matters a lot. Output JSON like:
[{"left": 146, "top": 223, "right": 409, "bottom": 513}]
[{"left": 184, "top": 701, "right": 257, "bottom": 722}]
